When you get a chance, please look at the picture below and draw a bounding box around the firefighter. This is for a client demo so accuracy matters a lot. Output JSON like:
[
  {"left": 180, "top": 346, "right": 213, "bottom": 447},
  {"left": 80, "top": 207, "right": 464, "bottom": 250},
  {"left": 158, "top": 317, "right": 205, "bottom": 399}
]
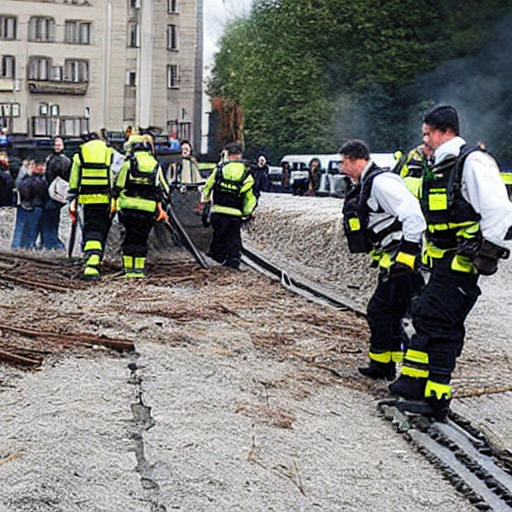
[
  {"left": 340, "top": 139, "right": 426, "bottom": 381},
  {"left": 68, "top": 132, "right": 114, "bottom": 281},
  {"left": 389, "top": 105, "right": 512, "bottom": 422},
  {"left": 393, "top": 143, "right": 433, "bottom": 197},
  {"left": 112, "top": 134, "right": 170, "bottom": 277},
  {"left": 203, "top": 141, "right": 257, "bottom": 269}
]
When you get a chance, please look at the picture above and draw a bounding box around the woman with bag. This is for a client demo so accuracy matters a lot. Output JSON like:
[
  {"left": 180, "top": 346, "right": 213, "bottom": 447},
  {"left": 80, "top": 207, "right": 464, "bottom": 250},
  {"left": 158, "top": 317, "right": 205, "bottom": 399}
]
[{"left": 41, "top": 137, "right": 72, "bottom": 250}]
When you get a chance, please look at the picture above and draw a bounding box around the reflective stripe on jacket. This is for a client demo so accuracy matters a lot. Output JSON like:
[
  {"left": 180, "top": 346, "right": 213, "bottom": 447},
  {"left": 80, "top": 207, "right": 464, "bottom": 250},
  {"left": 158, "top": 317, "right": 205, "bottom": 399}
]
[
  {"left": 115, "top": 150, "right": 169, "bottom": 213},
  {"left": 69, "top": 139, "right": 113, "bottom": 205},
  {"left": 204, "top": 161, "right": 256, "bottom": 217}
]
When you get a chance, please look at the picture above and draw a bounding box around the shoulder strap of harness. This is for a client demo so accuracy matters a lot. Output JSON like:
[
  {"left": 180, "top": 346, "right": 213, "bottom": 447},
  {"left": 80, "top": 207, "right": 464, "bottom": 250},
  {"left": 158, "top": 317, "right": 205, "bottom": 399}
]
[
  {"left": 215, "top": 162, "right": 250, "bottom": 193},
  {"left": 127, "top": 153, "right": 158, "bottom": 179},
  {"left": 359, "top": 164, "right": 389, "bottom": 211},
  {"left": 448, "top": 144, "right": 486, "bottom": 206},
  {"left": 78, "top": 145, "right": 112, "bottom": 170},
  {"left": 391, "top": 153, "right": 409, "bottom": 177}
]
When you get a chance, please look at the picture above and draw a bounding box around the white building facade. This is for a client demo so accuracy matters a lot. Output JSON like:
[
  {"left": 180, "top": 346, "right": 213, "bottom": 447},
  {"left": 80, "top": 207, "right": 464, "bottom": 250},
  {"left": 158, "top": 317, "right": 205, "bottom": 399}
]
[{"left": 0, "top": 0, "right": 203, "bottom": 147}]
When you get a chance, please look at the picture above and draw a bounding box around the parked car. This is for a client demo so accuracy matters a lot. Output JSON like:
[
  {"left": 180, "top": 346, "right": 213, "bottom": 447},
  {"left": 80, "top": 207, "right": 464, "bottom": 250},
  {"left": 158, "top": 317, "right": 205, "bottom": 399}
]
[{"left": 278, "top": 153, "right": 395, "bottom": 197}]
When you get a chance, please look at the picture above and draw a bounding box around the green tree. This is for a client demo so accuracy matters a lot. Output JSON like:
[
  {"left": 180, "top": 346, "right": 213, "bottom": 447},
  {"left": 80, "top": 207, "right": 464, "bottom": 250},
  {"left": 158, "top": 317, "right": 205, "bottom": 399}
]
[{"left": 208, "top": 0, "right": 512, "bottom": 161}]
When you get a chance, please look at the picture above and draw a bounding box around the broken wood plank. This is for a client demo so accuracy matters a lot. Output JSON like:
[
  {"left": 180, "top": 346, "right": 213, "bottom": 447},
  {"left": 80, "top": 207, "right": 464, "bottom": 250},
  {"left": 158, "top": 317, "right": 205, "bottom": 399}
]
[
  {"left": 0, "top": 348, "right": 41, "bottom": 366},
  {"left": 0, "top": 324, "right": 135, "bottom": 352}
]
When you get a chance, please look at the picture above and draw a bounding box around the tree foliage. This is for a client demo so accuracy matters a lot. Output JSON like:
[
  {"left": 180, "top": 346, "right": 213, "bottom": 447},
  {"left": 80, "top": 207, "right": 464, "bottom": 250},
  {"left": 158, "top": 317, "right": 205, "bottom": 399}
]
[{"left": 208, "top": 0, "right": 512, "bottom": 162}]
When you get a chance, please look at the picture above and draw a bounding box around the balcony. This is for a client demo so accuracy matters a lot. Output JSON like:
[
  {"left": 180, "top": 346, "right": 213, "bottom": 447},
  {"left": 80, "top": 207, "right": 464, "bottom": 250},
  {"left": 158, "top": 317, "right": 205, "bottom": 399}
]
[{"left": 28, "top": 79, "right": 88, "bottom": 95}]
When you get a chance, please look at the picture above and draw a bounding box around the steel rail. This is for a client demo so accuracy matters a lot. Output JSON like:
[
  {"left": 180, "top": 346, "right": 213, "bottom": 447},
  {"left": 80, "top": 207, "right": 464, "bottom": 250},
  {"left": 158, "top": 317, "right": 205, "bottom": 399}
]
[
  {"left": 379, "top": 400, "right": 512, "bottom": 511},
  {"left": 241, "top": 246, "right": 366, "bottom": 317}
]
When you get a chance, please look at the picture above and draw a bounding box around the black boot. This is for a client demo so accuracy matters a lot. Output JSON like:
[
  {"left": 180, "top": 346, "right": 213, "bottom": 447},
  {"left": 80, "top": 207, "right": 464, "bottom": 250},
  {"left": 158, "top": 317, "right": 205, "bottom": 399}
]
[
  {"left": 426, "top": 395, "right": 451, "bottom": 423},
  {"left": 358, "top": 361, "right": 396, "bottom": 381},
  {"left": 388, "top": 375, "right": 426, "bottom": 400}
]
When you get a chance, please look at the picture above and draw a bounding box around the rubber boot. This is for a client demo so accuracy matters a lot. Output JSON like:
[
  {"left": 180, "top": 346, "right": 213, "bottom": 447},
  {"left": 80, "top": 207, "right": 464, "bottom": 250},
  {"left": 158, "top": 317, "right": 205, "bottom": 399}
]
[
  {"left": 426, "top": 395, "right": 451, "bottom": 423},
  {"left": 81, "top": 254, "right": 101, "bottom": 281},
  {"left": 388, "top": 375, "right": 426, "bottom": 400},
  {"left": 123, "top": 255, "right": 134, "bottom": 277},
  {"left": 82, "top": 265, "right": 100, "bottom": 281},
  {"left": 358, "top": 361, "right": 396, "bottom": 381},
  {"left": 126, "top": 256, "right": 146, "bottom": 278}
]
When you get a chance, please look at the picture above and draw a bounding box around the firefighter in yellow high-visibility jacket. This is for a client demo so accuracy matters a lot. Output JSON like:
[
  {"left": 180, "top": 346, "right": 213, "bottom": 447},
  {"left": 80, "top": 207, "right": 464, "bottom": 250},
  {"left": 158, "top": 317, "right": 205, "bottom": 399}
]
[
  {"left": 203, "top": 141, "right": 257, "bottom": 269},
  {"left": 68, "top": 133, "right": 114, "bottom": 281},
  {"left": 112, "top": 134, "right": 170, "bottom": 277}
]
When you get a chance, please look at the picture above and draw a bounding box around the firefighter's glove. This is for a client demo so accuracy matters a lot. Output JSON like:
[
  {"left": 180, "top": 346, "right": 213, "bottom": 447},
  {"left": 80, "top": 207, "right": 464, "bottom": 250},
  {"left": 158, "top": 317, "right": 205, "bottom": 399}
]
[
  {"left": 156, "top": 203, "right": 168, "bottom": 223},
  {"left": 69, "top": 199, "right": 77, "bottom": 224},
  {"left": 473, "top": 239, "right": 510, "bottom": 276},
  {"left": 110, "top": 198, "right": 117, "bottom": 217},
  {"left": 456, "top": 227, "right": 482, "bottom": 259},
  {"left": 395, "top": 240, "right": 421, "bottom": 270}
]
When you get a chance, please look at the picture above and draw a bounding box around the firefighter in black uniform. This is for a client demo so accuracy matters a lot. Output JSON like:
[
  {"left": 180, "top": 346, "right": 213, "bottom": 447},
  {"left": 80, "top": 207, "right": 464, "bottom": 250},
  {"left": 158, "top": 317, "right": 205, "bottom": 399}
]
[
  {"left": 389, "top": 105, "right": 512, "bottom": 421},
  {"left": 203, "top": 142, "right": 257, "bottom": 269},
  {"left": 112, "top": 134, "right": 170, "bottom": 277},
  {"left": 68, "top": 133, "right": 114, "bottom": 280},
  {"left": 340, "top": 140, "right": 426, "bottom": 381}
]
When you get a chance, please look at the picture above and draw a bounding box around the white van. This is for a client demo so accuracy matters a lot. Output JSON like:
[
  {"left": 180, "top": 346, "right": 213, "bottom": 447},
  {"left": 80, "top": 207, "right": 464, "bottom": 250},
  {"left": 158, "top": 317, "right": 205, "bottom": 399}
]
[{"left": 279, "top": 153, "right": 395, "bottom": 197}]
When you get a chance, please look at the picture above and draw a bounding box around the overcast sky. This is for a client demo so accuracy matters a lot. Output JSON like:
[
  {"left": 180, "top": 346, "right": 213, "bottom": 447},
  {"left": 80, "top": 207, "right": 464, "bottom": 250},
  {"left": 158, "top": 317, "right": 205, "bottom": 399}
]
[{"left": 203, "top": 0, "right": 253, "bottom": 68}]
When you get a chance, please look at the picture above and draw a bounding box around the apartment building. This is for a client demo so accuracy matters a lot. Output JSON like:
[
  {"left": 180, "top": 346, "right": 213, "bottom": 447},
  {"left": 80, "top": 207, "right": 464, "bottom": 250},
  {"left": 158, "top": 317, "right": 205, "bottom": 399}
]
[{"left": 0, "top": 0, "right": 204, "bottom": 147}]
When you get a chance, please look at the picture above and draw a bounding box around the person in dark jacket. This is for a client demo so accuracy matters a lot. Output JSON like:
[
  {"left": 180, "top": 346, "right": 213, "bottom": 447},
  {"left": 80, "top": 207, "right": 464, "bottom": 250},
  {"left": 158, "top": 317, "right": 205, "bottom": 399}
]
[
  {"left": 41, "top": 137, "right": 72, "bottom": 250},
  {"left": 307, "top": 158, "right": 321, "bottom": 195},
  {"left": 0, "top": 154, "right": 15, "bottom": 207},
  {"left": 11, "top": 155, "right": 48, "bottom": 249},
  {"left": 250, "top": 155, "right": 270, "bottom": 198}
]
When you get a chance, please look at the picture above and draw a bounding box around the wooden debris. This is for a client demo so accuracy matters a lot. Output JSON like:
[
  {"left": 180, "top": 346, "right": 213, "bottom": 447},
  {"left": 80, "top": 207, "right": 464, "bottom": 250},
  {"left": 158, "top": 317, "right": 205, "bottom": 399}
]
[
  {"left": 0, "top": 324, "right": 134, "bottom": 353},
  {"left": 0, "top": 348, "right": 41, "bottom": 367}
]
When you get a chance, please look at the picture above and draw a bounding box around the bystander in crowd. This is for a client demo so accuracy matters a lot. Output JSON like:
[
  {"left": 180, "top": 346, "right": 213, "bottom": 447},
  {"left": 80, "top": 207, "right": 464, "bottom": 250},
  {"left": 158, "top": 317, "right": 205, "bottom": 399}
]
[
  {"left": 41, "top": 137, "right": 71, "bottom": 250},
  {"left": 11, "top": 155, "right": 48, "bottom": 250}
]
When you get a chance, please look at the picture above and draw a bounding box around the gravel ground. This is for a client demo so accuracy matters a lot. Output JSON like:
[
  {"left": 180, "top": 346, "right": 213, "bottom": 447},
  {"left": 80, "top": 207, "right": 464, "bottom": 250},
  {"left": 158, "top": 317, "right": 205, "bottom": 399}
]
[{"left": 0, "top": 194, "right": 511, "bottom": 512}]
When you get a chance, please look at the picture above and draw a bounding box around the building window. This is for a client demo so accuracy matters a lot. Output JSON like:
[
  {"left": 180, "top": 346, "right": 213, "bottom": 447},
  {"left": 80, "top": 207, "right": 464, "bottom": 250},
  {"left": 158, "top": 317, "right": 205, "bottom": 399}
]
[
  {"left": 128, "top": 22, "right": 139, "bottom": 47},
  {"left": 65, "top": 21, "right": 91, "bottom": 44},
  {"left": 50, "top": 104, "right": 60, "bottom": 117},
  {"left": 65, "top": 60, "right": 88, "bottom": 82},
  {"left": 29, "top": 57, "right": 52, "bottom": 80},
  {"left": 168, "top": 0, "right": 178, "bottom": 13},
  {"left": 0, "top": 55, "right": 15, "bottom": 79},
  {"left": 0, "top": 103, "right": 20, "bottom": 118},
  {"left": 28, "top": 17, "right": 55, "bottom": 42},
  {"left": 179, "top": 122, "right": 190, "bottom": 141},
  {"left": 52, "top": 66, "right": 63, "bottom": 81},
  {"left": 129, "top": 0, "right": 141, "bottom": 8},
  {"left": 0, "top": 16, "right": 17, "bottom": 40},
  {"left": 167, "top": 24, "right": 178, "bottom": 50},
  {"left": 167, "top": 65, "right": 179, "bottom": 88},
  {"left": 126, "top": 71, "right": 136, "bottom": 86}
]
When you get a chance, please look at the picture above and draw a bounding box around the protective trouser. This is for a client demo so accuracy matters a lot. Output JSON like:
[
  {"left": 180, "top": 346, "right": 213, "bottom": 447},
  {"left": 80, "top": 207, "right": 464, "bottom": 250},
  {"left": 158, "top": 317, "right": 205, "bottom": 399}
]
[
  {"left": 209, "top": 213, "right": 242, "bottom": 269},
  {"left": 82, "top": 204, "right": 111, "bottom": 278},
  {"left": 401, "top": 255, "right": 481, "bottom": 397},
  {"left": 366, "top": 268, "right": 424, "bottom": 364},
  {"left": 119, "top": 210, "right": 155, "bottom": 258}
]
